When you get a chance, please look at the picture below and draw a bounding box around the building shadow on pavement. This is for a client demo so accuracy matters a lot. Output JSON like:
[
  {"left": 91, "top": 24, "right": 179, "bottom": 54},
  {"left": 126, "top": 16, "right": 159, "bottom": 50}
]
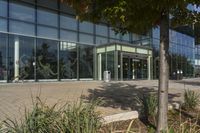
[{"left": 81, "top": 82, "right": 181, "bottom": 112}]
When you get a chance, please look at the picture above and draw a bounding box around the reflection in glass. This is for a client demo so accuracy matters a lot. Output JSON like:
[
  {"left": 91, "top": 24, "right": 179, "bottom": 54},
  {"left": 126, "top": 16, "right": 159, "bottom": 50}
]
[
  {"left": 79, "top": 33, "right": 94, "bottom": 44},
  {"left": 10, "top": 2, "right": 35, "bottom": 22},
  {"left": 37, "top": 8, "right": 58, "bottom": 27},
  {"left": 96, "top": 36, "right": 108, "bottom": 45},
  {"left": 9, "top": 21, "right": 35, "bottom": 36},
  {"left": 79, "top": 22, "right": 94, "bottom": 34},
  {"left": 109, "top": 28, "right": 120, "bottom": 39},
  {"left": 96, "top": 24, "right": 108, "bottom": 36},
  {"left": 36, "top": 39, "right": 58, "bottom": 79},
  {"left": 0, "top": 0, "right": 7, "bottom": 17},
  {"left": 60, "top": 30, "right": 77, "bottom": 42},
  {"left": 60, "top": 15, "right": 77, "bottom": 30},
  {"left": 0, "top": 18, "right": 7, "bottom": 32},
  {"left": 79, "top": 45, "right": 93, "bottom": 78},
  {"left": 121, "top": 33, "right": 130, "bottom": 42},
  {"left": 8, "top": 35, "right": 35, "bottom": 80},
  {"left": 0, "top": 33, "right": 7, "bottom": 80},
  {"left": 37, "top": 0, "right": 58, "bottom": 9},
  {"left": 37, "top": 26, "right": 58, "bottom": 39},
  {"left": 60, "top": 4, "right": 75, "bottom": 14},
  {"left": 60, "top": 42, "right": 77, "bottom": 79}
]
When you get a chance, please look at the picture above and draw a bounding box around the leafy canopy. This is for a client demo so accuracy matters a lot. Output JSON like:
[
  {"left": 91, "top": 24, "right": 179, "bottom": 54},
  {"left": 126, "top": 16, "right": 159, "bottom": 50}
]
[{"left": 61, "top": 0, "right": 200, "bottom": 34}]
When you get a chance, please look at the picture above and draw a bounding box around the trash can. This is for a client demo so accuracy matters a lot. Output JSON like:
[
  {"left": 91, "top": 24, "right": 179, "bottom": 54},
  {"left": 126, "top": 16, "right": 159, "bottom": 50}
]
[
  {"left": 104, "top": 71, "right": 111, "bottom": 82},
  {"left": 172, "top": 72, "right": 176, "bottom": 80}
]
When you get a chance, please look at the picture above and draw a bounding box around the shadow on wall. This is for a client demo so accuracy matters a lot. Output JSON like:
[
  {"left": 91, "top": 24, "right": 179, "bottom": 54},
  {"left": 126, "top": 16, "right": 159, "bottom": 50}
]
[{"left": 81, "top": 82, "right": 181, "bottom": 112}]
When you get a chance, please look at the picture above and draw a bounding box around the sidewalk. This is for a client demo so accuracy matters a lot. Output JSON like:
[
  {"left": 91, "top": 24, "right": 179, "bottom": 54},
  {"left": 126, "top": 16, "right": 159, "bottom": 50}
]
[{"left": 0, "top": 79, "right": 199, "bottom": 121}]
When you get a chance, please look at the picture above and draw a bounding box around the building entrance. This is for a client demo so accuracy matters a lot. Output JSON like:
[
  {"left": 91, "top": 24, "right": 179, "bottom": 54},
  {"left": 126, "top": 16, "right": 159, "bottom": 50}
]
[
  {"left": 122, "top": 54, "right": 148, "bottom": 80},
  {"left": 96, "top": 43, "right": 153, "bottom": 81}
]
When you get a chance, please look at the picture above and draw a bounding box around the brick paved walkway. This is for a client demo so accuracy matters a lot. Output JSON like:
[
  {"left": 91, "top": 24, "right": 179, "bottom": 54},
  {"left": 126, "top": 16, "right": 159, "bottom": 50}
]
[{"left": 0, "top": 79, "right": 200, "bottom": 121}]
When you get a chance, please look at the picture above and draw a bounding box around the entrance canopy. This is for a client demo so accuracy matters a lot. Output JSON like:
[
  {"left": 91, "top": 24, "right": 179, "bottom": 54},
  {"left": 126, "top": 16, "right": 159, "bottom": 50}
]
[{"left": 95, "top": 42, "right": 153, "bottom": 80}]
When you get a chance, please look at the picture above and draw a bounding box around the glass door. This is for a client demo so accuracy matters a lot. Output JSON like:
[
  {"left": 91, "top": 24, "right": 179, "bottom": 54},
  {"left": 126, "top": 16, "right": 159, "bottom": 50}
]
[
  {"left": 122, "top": 55, "right": 148, "bottom": 80},
  {"left": 122, "top": 57, "right": 129, "bottom": 80}
]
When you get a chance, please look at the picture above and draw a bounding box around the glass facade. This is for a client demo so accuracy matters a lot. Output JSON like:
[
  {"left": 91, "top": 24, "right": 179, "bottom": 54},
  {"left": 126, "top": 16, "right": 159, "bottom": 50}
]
[
  {"left": 0, "top": 0, "right": 197, "bottom": 82},
  {"left": 79, "top": 45, "right": 93, "bottom": 78},
  {"left": 195, "top": 45, "right": 200, "bottom": 76},
  {"left": 8, "top": 35, "right": 35, "bottom": 81},
  {"left": 36, "top": 39, "right": 58, "bottom": 80},
  {"left": 0, "top": 33, "right": 7, "bottom": 81},
  {"left": 152, "top": 28, "right": 195, "bottom": 79},
  {"left": 59, "top": 42, "right": 77, "bottom": 79}
]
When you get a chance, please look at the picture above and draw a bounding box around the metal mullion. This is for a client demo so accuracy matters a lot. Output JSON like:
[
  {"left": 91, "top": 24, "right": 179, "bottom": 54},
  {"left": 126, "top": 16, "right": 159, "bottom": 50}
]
[
  {"left": 57, "top": 0, "right": 60, "bottom": 81},
  {"left": 77, "top": 19, "right": 80, "bottom": 80},
  {"left": 6, "top": 34, "right": 9, "bottom": 83},
  {"left": 6, "top": 0, "right": 10, "bottom": 82},
  {"left": 34, "top": 0, "right": 37, "bottom": 81},
  {"left": 77, "top": 44, "right": 80, "bottom": 80}
]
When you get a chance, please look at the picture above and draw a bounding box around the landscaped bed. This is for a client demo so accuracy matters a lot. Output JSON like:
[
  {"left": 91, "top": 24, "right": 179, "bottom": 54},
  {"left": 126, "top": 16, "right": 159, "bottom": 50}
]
[{"left": 0, "top": 89, "right": 200, "bottom": 133}]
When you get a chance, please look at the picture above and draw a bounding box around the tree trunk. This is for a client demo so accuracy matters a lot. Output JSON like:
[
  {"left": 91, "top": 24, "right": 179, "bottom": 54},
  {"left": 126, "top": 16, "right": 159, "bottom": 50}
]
[{"left": 156, "top": 13, "right": 169, "bottom": 133}]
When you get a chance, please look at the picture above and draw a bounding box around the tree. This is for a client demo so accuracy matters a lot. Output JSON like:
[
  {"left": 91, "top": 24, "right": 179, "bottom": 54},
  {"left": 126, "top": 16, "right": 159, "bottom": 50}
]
[{"left": 61, "top": 0, "right": 200, "bottom": 132}]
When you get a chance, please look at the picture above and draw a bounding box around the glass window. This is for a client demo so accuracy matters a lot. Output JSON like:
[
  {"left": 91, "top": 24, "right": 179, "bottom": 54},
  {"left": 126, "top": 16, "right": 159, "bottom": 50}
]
[
  {"left": 10, "top": 1, "right": 35, "bottom": 22},
  {"left": 60, "top": 4, "right": 75, "bottom": 14},
  {"left": 79, "top": 44, "right": 93, "bottom": 78},
  {"left": 0, "top": 18, "right": 7, "bottom": 32},
  {"left": 109, "top": 28, "right": 120, "bottom": 39},
  {"left": 96, "top": 36, "right": 108, "bottom": 45},
  {"left": 0, "top": 0, "right": 7, "bottom": 17},
  {"left": 96, "top": 24, "right": 108, "bottom": 36},
  {"left": 79, "top": 21, "right": 94, "bottom": 34},
  {"left": 109, "top": 38, "right": 120, "bottom": 43},
  {"left": 37, "top": 8, "right": 58, "bottom": 27},
  {"left": 20, "top": 0, "right": 35, "bottom": 4},
  {"left": 60, "top": 42, "right": 77, "bottom": 79},
  {"left": 37, "top": 26, "right": 58, "bottom": 39},
  {"left": 36, "top": 39, "right": 58, "bottom": 79},
  {"left": 121, "top": 33, "right": 130, "bottom": 42},
  {"left": 132, "top": 33, "right": 140, "bottom": 41},
  {"left": 9, "top": 20, "right": 35, "bottom": 36},
  {"left": 0, "top": 33, "right": 7, "bottom": 80},
  {"left": 60, "top": 30, "right": 77, "bottom": 42},
  {"left": 37, "top": 0, "right": 58, "bottom": 9},
  {"left": 8, "top": 35, "right": 35, "bottom": 80},
  {"left": 60, "top": 15, "right": 77, "bottom": 30},
  {"left": 153, "top": 27, "right": 160, "bottom": 39},
  {"left": 79, "top": 33, "right": 94, "bottom": 44}
]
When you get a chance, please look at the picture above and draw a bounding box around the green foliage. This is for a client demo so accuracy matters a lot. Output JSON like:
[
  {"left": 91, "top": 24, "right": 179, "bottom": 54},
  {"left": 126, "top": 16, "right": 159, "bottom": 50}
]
[
  {"left": 183, "top": 89, "right": 200, "bottom": 110},
  {"left": 148, "top": 126, "right": 156, "bottom": 133},
  {"left": 62, "top": 0, "right": 200, "bottom": 34},
  {"left": 168, "top": 119, "right": 200, "bottom": 133},
  {"left": 0, "top": 97, "right": 102, "bottom": 133},
  {"left": 138, "top": 93, "right": 158, "bottom": 119},
  {"left": 62, "top": 100, "right": 102, "bottom": 133}
]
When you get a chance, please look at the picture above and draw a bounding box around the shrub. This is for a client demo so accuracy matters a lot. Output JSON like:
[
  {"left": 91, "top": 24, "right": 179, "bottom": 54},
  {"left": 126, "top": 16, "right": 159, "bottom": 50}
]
[
  {"left": 183, "top": 89, "right": 200, "bottom": 110},
  {"left": 62, "top": 100, "right": 102, "bottom": 133},
  {"left": 0, "top": 97, "right": 102, "bottom": 133},
  {"left": 168, "top": 119, "right": 200, "bottom": 133},
  {"left": 138, "top": 93, "right": 158, "bottom": 119}
]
